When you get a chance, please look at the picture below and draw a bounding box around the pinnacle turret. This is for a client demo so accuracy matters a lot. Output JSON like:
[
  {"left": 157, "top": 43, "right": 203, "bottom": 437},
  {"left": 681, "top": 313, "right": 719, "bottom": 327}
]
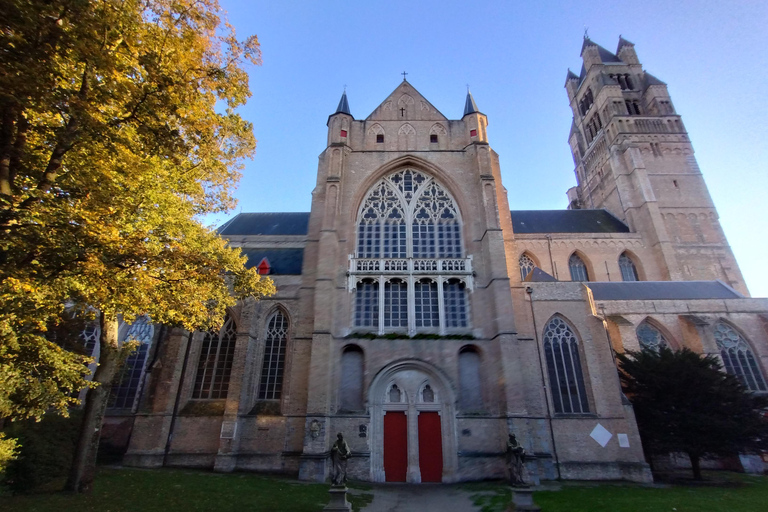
[
  {"left": 335, "top": 91, "right": 351, "bottom": 116},
  {"left": 463, "top": 90, "right": 480, "bottom": 116}
]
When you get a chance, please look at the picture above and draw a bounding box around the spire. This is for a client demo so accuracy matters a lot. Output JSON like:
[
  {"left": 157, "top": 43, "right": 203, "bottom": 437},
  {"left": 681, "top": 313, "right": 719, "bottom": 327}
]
[
  {"left": 335, "top": 90, "right": 351, "bottom": 115},
  {"left": 463, "top": 89, "right": 480, "bottom": 116},
  {"left": 616, "top": 36, "right": 634, "bottom": 53}
]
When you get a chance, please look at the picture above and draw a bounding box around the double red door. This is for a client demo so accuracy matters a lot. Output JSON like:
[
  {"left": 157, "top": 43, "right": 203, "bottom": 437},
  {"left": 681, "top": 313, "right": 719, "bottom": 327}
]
[{"left": 383, "top": 411, "right": 443, "bottom": 482}]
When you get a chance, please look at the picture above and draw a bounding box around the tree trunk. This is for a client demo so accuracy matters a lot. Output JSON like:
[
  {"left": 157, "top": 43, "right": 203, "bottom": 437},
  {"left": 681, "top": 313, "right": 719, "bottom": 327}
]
[
  {"left": 690, "top": 452, "right": 702, "bottom": 481},
  {"left": 65, "top": 313, "right": 121, "bottom": 493}
]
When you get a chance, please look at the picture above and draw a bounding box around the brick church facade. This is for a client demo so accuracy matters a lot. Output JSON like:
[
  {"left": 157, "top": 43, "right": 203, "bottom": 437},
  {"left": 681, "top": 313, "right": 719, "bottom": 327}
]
[{"left": 103, "top": 37, "right": 768, "bottom": 482}]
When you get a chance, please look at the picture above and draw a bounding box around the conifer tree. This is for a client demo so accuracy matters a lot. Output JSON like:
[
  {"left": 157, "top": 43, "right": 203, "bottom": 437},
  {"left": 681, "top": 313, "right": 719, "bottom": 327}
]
[{"left": 618, "top": 347, "right": 768, "bottom": 480}]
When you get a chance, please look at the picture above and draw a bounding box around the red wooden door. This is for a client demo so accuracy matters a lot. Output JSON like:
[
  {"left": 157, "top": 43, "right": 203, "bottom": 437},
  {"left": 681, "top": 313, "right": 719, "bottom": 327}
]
[
  {"left": 417, "top": 412, "right": 443, "bottom": 482},
  {"left": 383, "top": 411, "right": 408, "bottom": 482}
]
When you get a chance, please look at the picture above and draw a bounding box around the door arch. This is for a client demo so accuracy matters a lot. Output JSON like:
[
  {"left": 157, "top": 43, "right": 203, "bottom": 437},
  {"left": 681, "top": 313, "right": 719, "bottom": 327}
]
[{"left": 368, "top": 359, "right": 458, "bottom": 483}]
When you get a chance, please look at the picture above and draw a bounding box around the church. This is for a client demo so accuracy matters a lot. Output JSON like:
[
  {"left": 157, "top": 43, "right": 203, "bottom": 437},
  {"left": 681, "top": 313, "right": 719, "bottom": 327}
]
[{"left": 107, "top": 37, "right": 768, "bottom": 483}]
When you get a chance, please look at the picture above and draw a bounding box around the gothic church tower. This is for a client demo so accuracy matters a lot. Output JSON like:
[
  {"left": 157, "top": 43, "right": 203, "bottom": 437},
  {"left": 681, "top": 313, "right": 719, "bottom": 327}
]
[{"left": 565, "top": 37, "right": 747, "bottom": 294}]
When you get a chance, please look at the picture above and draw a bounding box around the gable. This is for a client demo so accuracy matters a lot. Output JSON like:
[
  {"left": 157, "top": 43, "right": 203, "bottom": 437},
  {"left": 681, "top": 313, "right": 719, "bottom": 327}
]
[{"left": 366, "top": 81, "right": 448, "bottom": 122}]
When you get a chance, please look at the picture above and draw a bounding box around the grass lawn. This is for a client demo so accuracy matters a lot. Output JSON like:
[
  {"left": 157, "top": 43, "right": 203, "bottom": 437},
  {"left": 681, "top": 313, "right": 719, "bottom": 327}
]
[
  {"left": 3, "top": 467, "right": 373, "bottom": 512},
  {"left": 464, "top": 472, "right": 768, "bottom": 512}
]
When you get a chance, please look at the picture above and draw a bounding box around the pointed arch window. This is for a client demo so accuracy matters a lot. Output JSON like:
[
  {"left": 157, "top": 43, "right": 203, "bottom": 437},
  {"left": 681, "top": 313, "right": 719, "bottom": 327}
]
[
  {"left": 568, "top": 254, "right": 589, "bottom": 282},
  {"left": 714, "top": 322, "right": 767, "bottom": 391},
  {"left": 543, "top": 317, "right": 590, "bottom": 414},
  {"left": 352, "top": 169, "right": 471, "bottom": 334},
  {"left": 636, "top": 321, "right": 668, "bottom": 352},
  {"left": 339, "top": 345, "right": 364, "bottom": 411},
  {"left": 258, "top": 311, "right": 289, "bottom": 400},
  {"left": 619, "top": 252, "right": 639, "bottom": 281},
  {"left": 459, "top": 346, "right": 483, "bottom": 411},
  {"left": 193, "top": 314, "right": 237, "bottom": 399},
  {"left": 109, "top": 315, "right": 154, "bottom": 409},
  {"left": 519, "top": 253, "right": 535, "bottom": 281}
]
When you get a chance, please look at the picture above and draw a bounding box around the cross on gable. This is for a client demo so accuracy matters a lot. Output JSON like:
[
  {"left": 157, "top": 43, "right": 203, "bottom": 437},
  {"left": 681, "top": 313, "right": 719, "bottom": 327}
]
[
  {"left": 401, "top": 71, "right": 408, "bottom": 81},
  {"left": 400, "top": 107, "right": 406, "bottom": 117}
]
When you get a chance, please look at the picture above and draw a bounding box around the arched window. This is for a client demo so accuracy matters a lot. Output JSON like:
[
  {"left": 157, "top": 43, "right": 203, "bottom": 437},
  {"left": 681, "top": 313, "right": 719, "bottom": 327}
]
[
  {"left": 619, "top": 252, "right": 639, "bottom": 281},
  {"left": 193, "top": 314, "right": 236, "bottom": 399},
  {"left": 339, "top": 345, "right": 364, "bottom": 411},
  {"left": 79, "top": 320, "right": 100, "bottom": 357},
  {"left": 568, "top": 253, "right": 589, "bottom": 282},
  {"left": 636, "top": 321, "right": 668, "bottom": 352},
  {"left": 258, "top": 311, "right": 289, "bottom": 400},
  {"left": 459, "top": 347, "right": 483, "bottom": 411},
  {"left": 543, "top": 316, "right": 590, "bottom": 414},
  {"left": 352, "top": 169, "right": 470, "bottom": 334},
  {"left": 713, "top": 322, "right": 767, "bottom": 391},
  {"left": 110, "top": 315, "right": 154, "bottom": 409},
  {"left": 519, "top": 253, "right": 535, "bottom": 281}
]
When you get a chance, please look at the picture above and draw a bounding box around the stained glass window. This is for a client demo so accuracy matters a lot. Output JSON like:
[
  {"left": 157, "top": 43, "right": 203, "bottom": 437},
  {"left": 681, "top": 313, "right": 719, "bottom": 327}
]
[
  {"left": 193, "top": 314, "right": 237, "bottom": 399},
  {"left": 259, "top": 311, "right": 289, "bottom": 400},
  {"left": 355, "top": 279, "right": 379, "bottom": 328},
  {"left": 444, "top": 279, "right": 468, "bottom": 328},
  {"left": 414, "top": 279, "right": 439, "bottom": 328},
  {"left": 543, "top": 316, "right": 590, "bottom": 414},
  {"left": 519, "top": 253, "right": 535, "bottom": 281},
  {"left": 109, "top": 316, "right": 154, "bottom": 409},
  {"left": 619, "top": 252, "right": 639, "bottom": 281},
  {"left": 568, "top": 254, "right": 589, "bottom": 282},
  {"left": 714, "top": 322, "right": 767, "bottom": 391},
  {"left": 636, "top": 321, "right": 668, "bottom": 352}
]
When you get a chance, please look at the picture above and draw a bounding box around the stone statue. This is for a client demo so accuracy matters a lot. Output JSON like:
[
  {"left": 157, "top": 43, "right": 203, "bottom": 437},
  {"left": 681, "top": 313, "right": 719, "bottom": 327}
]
[
  {"left": 506, "top": 433, "right": 527, "bottom": 486},
  {"left": 330, "top": 432, "right": 351, "bottom": 486}
]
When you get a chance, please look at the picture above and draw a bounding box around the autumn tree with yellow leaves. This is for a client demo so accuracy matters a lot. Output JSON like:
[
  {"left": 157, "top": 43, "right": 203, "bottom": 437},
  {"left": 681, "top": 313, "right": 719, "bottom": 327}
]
[{"left": 0, "top": 0, "right": 274, "bottom": 491}]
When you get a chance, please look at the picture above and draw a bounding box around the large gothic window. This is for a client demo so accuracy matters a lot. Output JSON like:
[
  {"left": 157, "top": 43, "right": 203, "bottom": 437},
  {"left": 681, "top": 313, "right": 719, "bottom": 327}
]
[
  {"left": 258, "top": 311, "right": 289, "bottom": 400},
  {"left": 568, "top": 253, "right": 589, "bottom": 282},
  {"left": 109, "top": 316, "right": 154, "bottom": 409},
  {"left": 713, "top": 322, "right": 767, "bottom": 392},
  {"left": 519, "top": 253, "right": 535, "bottom": 281},
  {"left": 193, "top": 314, "right": 237, "bottom": 399},
  {"left": 543, "top": 316, "right": 590, "bottom": 414},
  {"left": 351, "top": 169, "right": 471, "bottom": 335},
  {"left": 619, "top": 252, "right": 639, "bottom": 281},
  {"left": 636, "top": 321, "right": 668, "bottom": 352}
]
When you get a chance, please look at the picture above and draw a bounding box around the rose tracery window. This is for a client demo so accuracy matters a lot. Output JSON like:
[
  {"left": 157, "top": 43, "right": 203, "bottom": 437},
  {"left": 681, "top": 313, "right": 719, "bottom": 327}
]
[
  {"left": 636, "top": 321, "right": 668, "bottom": 352},
  {"left": 352, "top": 169, "right": 471, "bottom": 335},
  {"left": 714, "top": 322, "right": 767, "bottom": 392}
]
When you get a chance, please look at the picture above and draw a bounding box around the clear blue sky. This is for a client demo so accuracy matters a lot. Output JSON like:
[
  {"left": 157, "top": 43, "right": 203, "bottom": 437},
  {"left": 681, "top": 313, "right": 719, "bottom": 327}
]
[{"left": 214, "top": 0, "right": 768, "bottom": 297}]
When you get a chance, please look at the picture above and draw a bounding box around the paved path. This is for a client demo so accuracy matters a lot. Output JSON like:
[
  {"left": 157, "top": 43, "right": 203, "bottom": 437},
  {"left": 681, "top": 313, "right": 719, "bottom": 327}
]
[{"left": 355, "top": 484, "right": 482, "bottom": 512}]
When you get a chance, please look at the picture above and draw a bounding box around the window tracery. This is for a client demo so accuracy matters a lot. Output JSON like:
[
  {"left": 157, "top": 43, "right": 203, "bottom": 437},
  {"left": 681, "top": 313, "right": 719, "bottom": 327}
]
[
  {"left": 519, "top": 253, "right": 535, "bottom": 281},
  {"left": 714, "top": 322, "right": 767, "bottom": 392},
  {"left": 193, "top": 314, "right": 236, "bottom": 400},
  {"left": 636, "top": 321, "right": 667, "bottom": 352},
  {"left": 568, "top": 253, "right": 589, "bottom": 282},
  {"left": 619, "top": 252, "right": 639, "bottom": 281},
  {"left": 109, "top": 315, "right": 154, "bottom": 409},
  {"left": 259, "top": 311, "right": 289, "bottom": 400},
  {"left": 543, "top": 316, "right": 590, "bottom": 414},
  {"left": 351, "top": 169, "right": 471, "bottom": 335}
]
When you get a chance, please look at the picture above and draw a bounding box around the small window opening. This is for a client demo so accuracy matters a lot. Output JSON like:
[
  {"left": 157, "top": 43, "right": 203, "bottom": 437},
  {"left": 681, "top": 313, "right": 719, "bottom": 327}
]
[
  {"left": 376, "top": 134, "right": 384, "bottom": 143},
  {"left": 340, "top": 130, "right": 347, "bottom": 138},
  {"left": 470, "top": 129, "right": 477, "bottom": 137},
  {"left": 673, "top": 180, "right": 678, "bottom": 188},
  {"left": 430, "top": 134, "right": 438, "bottom": 144},
  {"left": 257, "top": 258, "right": 271, "bottom": 275}
]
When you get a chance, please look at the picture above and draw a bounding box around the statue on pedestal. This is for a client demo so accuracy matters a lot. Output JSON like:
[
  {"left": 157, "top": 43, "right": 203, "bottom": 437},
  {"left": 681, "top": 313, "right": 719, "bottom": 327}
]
[
  {"left": 330, "top": 432, "right": 351, "bottom": 486},
  {"left": 506, "top": 432, "right": 527, "bottom": 486}
]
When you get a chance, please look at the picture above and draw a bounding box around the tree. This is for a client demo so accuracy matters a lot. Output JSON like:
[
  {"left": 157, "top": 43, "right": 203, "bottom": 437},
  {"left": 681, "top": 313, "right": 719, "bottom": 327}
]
[
  {"left": 0, "top": 0, "right": 275, "bottom": 491},
  {"left": 618, "top": 347, "right": 768, "bottom": 480}
]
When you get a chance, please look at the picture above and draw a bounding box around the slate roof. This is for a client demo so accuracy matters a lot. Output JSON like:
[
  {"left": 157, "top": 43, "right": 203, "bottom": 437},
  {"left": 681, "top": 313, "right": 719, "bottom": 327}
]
[
  {"left": 510, "top": 209, "right": 630, "bottom": 234},
  {"left": 578, "top": 37, "right": 624, "bottom": 85},
  {"left": 587, "top": 281, "right": 743, "bottom": 301},
  {"left": 218, "top": 212, "right": 310, "bottom": 236},
  {"left": 463, "top": 90, "right": 480, "bottom": 116},
  {"left": 219, "top": 210, "right": 631, "bottom": 237},
  {"left": 335, "top": 91, "right": 351, "bottom": 116},
  {"left": 240, "top": 248, "right": 304, "bottom": 275}
]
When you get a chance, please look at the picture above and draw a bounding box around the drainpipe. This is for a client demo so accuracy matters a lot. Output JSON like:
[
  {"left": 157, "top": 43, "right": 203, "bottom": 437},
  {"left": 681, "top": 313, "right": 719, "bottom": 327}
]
[
  {"left": 526, "top": 286, "right": 561, "bottom": 480},
  {"left": 163, "top": 330, "right": 194, "bottom": 466}
]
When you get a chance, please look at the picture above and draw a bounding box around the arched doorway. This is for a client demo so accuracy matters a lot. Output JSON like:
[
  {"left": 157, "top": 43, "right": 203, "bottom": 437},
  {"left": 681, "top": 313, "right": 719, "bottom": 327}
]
[{"left": 368, "top": 360, "right": 458, "bottom": 483}]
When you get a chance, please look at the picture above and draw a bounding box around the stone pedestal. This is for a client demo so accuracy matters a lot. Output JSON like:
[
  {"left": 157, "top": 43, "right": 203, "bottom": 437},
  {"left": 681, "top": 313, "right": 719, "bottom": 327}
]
[
  {"left": 324, "top": 485, "right": 352, "bottom": 511},
  {"left": 508, "top": 486, "right": 540, "bottom": 512}
]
